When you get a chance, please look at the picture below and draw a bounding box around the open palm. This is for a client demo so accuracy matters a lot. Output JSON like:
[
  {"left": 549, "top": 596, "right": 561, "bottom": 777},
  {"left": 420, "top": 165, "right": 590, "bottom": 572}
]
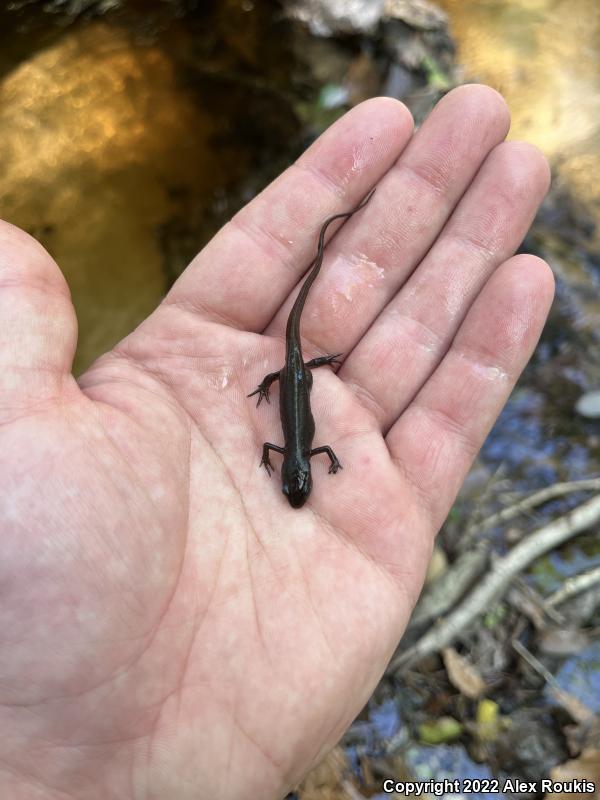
[{"left": 0, "top": 86, "right": 553, "bottom": 800}]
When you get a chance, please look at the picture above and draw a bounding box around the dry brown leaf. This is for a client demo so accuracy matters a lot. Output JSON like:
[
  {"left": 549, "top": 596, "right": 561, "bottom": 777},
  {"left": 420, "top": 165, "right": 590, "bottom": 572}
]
[
  {"left": 297, "top": 747, "right": 353, "bottom": 800},
  {"left": 548, "top": 747, "right": 600, "bottom": 799},
  {"left": 442, "top": 646, "right": 486, "bottom": 700},
  {"left": 549, "top": 686, "right": 596, "bottom": 725},
  {"left": 424, "top": 544, "right": 448, "bottom": 586}
]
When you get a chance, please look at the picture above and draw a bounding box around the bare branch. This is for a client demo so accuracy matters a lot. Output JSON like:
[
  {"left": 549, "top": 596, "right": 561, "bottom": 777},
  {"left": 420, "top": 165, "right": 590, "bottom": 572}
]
[
  {"left": 463, "top": 478, "right": 600, "bottom": 541},
  {"left": 409, "top": 543, "right": 489, "bottom": 627},
  {"left": 512, "top": 639, "right": 595, "bottom": 724},
  {"left": 544, "top": 565, "right": 600, "bottom": 609},
  {"left": 388, "top": 493, "right": 600, "bottom": 675}
]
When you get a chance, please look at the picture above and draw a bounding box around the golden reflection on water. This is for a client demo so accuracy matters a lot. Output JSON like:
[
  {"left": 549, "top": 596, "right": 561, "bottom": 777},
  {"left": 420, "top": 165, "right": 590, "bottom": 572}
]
[
  {"left": 0, "top": 22, "right": 220, "bottom": 372},
  {"left": 1, "top": 4, "right": 598, "bottom": 373},
  {"left": 439, "top": 0, "right": 600, "bottom": 236}
]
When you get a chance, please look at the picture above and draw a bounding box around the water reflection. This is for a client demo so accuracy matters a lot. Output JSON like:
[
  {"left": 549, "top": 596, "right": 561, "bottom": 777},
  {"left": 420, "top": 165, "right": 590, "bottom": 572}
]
[
  {"left": 0, "top": 8, "right": 298, "bottom": 372},
  {"left": 438, "top": 0, "right": 600, "bottom": 242},
  {"left": 0, "top": 23, "right": 221, "bottom": 371}
]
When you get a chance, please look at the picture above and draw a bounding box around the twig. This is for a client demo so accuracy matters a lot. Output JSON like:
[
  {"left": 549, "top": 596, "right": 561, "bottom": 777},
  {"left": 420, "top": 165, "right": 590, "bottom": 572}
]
[
  {"left": 544, "top": 565, "right": 600, "bottom": 608},
  {"left": 409, "top": 543, "right": 489, "bottom": 627},
  {"left": 511, "top": 638, "right": 557, "bottom": 685},
  {"left": 388, "top": 494, "right": 600, "bottom": 675},
  {"left": 512, "top": 639, "right": 595, "bottom": 725},
  {"left": 507, "top": 581, "right": 563, "bottom": 629},
  {"left": 463, "top": 477, "right": 600, "bottom": 541}
]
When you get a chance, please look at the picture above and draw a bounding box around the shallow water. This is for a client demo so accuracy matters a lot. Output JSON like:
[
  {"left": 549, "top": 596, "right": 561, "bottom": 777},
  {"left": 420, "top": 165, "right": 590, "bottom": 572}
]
[
  {"left": 0, "top": 3, "right": 299, "bottom": 372},
  {"left": 436, "top": 0, "right": 600, "bottom": 489},
  {"left": 438, "top": 0, "right": 600, "bottom": 244}
]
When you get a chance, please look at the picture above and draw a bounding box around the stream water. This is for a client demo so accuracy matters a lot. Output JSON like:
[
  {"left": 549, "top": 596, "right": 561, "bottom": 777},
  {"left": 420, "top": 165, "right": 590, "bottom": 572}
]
[
  {"left": 436, "top": 0, "right": 600, "bottom": 491},
  {"left": 0, "top": 2, "right": 300, "bottom": 372}
]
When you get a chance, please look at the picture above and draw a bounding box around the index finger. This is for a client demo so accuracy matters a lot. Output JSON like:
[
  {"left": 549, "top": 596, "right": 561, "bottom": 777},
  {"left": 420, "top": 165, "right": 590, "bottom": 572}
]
[{"left": 163, "top": 98, "right": 414, "bottom": 332}]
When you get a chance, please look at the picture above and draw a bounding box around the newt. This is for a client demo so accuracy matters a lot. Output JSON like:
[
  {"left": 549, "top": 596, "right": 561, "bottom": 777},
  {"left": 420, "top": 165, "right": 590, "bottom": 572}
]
[{"left": 248, "top": 189, "right": 375, "bottom": 507}]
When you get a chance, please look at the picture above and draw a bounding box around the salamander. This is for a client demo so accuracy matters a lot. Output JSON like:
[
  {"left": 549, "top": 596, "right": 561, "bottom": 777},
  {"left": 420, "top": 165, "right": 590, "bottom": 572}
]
[{"left": 248, "top": 189, "right": 375, "bottom": 508}]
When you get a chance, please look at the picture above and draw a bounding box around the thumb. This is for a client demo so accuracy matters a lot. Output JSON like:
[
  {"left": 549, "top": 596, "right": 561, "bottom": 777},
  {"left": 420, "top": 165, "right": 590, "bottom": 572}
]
[{"left": 0, "top": 221, "right": 78, "bottom": 423}]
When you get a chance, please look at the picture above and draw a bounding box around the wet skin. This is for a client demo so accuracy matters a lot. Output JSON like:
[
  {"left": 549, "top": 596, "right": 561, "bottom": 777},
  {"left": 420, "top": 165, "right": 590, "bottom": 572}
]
[{"left": 248, "top": 189, "right": 375, "bottom": 507}]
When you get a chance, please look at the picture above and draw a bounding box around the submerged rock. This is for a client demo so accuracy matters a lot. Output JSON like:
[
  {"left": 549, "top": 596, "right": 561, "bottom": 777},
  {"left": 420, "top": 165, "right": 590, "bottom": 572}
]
[
  {"left": 285, "top": 0, "right": 385, "bottom": 36},
  {"left": 384, "top": 0, "right": 447, "bottom": 30},
  {"left": 576, "top": 389, "right": 600, "bottom": 418}
]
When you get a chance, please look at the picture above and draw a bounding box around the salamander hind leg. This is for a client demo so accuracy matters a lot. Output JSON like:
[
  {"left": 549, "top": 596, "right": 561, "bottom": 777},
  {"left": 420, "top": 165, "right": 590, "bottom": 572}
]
[{"left": 311, "top": 445, "right": 343, "bottom": 474}]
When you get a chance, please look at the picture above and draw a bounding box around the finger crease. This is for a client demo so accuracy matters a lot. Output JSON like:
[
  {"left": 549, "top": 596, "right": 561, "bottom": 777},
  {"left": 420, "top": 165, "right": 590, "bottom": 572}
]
[
  {"left": 229, "top": 213, "right": 297, "bottom": 275},
  {"left": 394, "top": 159, "right": 449, "bottom": 198},
  {"left": 450, "top": 344, "right": 511, "bottom": 382},
  {"left": 345, "top": 378, "right": 388, "bottom": 428},
  {"left": 291, "top": 159, "right": 348, "bottom": 199},
  {"left": 442, "top": 230, "right": 497, "bottom": 262},
  {"left": 164, "top": 294, "right": 245, "bottom": 331},
  {"left": 413, "top": 402, "right": 479, "bottom": 456}
]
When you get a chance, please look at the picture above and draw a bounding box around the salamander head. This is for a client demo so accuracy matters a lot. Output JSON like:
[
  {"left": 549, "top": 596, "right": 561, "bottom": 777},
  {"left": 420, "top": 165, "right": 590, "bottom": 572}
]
[{"left": 282, "top": 457, "right": 312, "bottom": 508}]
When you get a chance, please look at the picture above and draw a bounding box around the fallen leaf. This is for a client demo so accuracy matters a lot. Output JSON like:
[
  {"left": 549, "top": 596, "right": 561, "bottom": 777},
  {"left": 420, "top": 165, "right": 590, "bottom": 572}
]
[
  {"left": 548, "top": 748, "right": 600, "bottom": 799},
  {"left": 425, "top": 544, "right": 448, "bottom": 586},
  {"left": 418, "top": 716, "right": 463, "bottom": 744},
  {"left": 475, "top": 699, "right": 503, "bottom": 742},
  {"left": 297, "top": 747, "right": 356, "bottom": 800},
  {"left": 539, "top": 627, "right": 590, "bottom": 656},
  {"left": 442, "top": 647, "right": 486, "bottom": 699},
  {"left": 549, "top": 686, "right": 596, "bottom": 725}
]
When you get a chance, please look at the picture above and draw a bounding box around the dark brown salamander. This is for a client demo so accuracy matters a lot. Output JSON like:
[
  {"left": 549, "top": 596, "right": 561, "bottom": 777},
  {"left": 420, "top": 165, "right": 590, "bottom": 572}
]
[{"left": 248, "top": 189, "right": 375, "bottom": 507}]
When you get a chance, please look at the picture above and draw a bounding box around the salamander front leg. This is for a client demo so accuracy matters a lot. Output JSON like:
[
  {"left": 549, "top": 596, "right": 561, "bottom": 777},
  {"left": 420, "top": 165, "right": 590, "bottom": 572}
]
[
  {"left": 305, "top": 353, "right": 342, "bottom": 370},
  {"left": 260, "top": 443, "right": 285, "bottom": 476},
  {"left": 248, "top": 370, "right": 281, "bottom": 407},
  {"left": 311, "top": 445, "right": 343, "bottom": 474}
]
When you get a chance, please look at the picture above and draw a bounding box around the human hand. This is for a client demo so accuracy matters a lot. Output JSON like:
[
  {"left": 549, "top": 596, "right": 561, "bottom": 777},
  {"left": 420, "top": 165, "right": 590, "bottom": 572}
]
[{"left": 0, "top": 85, "right": 553, "bottom": 799}]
